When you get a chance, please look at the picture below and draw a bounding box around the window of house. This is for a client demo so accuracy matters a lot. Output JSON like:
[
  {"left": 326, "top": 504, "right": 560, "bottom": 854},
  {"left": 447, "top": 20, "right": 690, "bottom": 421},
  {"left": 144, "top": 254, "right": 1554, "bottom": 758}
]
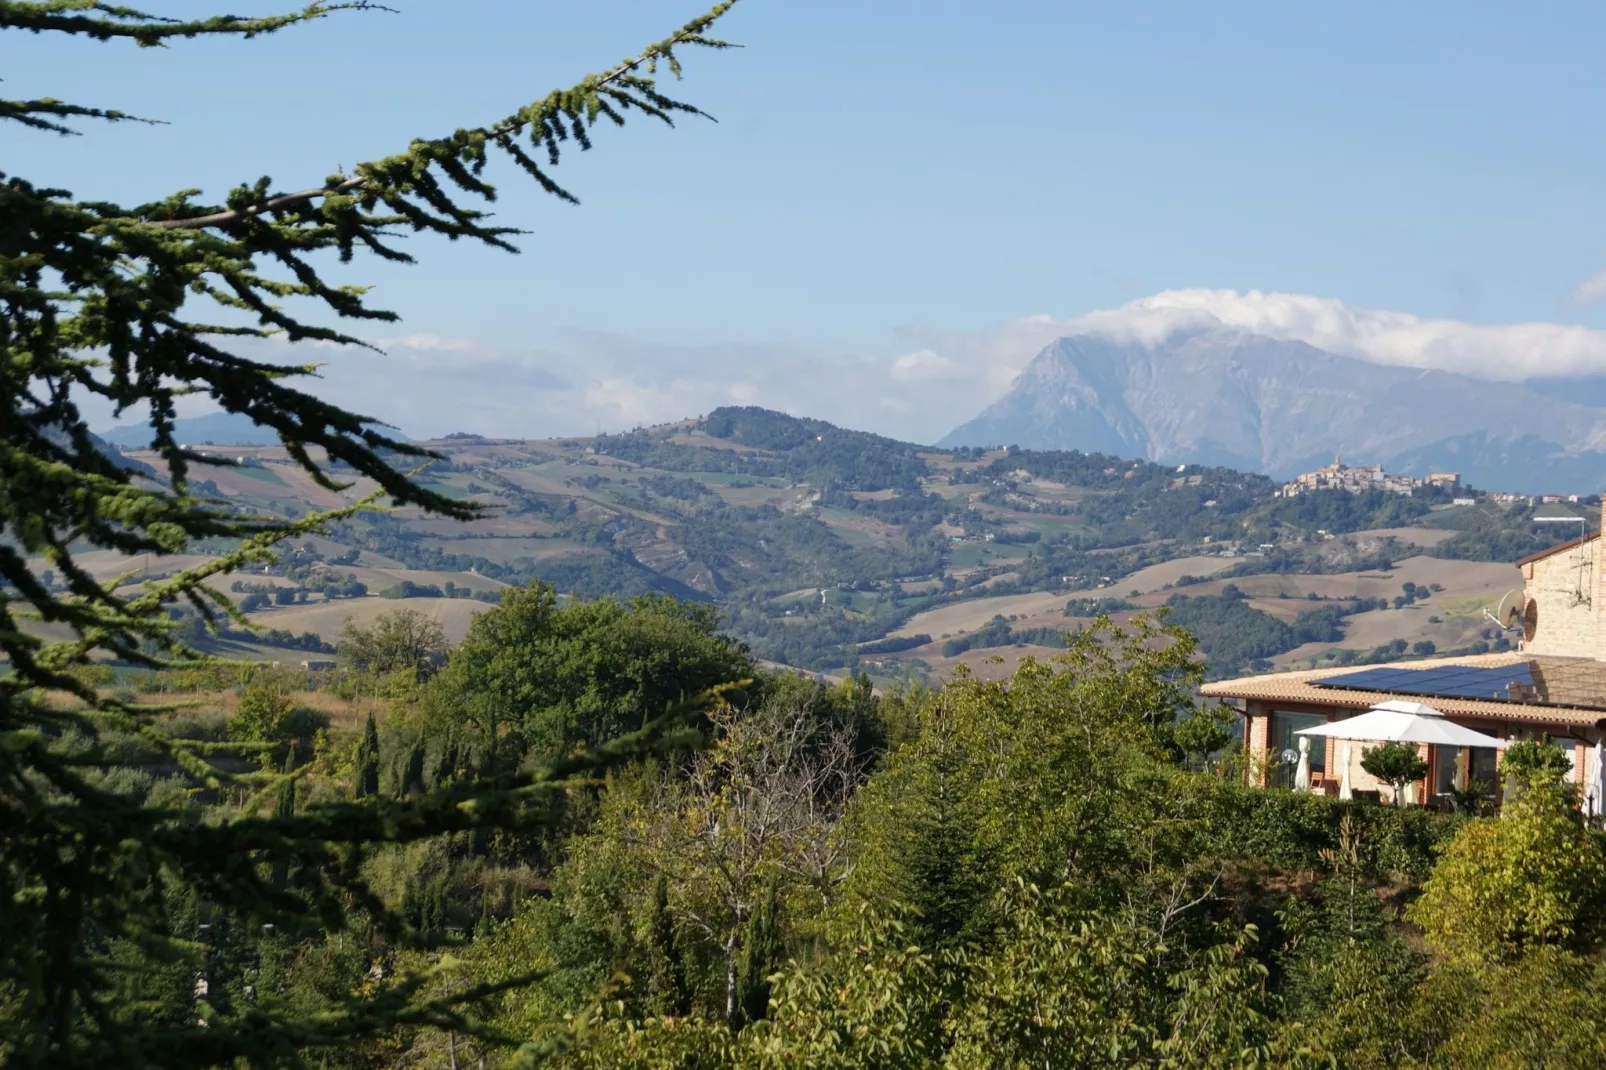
[
  {"left": 1271, "top": 711, "right": 1327, "bottom": 788},
  {"left": 1470, "top": 747, "right": 1498, "bottom": 789},
  {"left": 1548, "top": 735, "right": 1578, "bottom": 782},
  {"left": 1434, "top": 746, "right": 1462, "bottom": 796}
]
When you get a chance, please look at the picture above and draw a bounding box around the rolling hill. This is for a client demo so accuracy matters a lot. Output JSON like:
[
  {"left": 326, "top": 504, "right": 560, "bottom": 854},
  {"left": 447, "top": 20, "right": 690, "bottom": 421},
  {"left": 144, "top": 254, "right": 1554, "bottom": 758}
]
[{"left": 55, "top": 406, "right": 1572, "bottom": 681}]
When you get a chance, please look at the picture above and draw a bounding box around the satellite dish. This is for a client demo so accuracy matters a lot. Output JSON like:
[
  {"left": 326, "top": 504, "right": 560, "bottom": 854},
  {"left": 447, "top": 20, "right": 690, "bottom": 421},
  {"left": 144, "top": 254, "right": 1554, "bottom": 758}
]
[{"left": 1495, "top": 589, "right": 1525, "bottom": 629}]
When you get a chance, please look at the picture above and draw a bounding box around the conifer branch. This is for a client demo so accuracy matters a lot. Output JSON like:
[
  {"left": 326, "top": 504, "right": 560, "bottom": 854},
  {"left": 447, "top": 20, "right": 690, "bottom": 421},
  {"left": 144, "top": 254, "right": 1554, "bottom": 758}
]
[
  {"left": 148, "top": 3, "right": 737, "bottom": 230},
  {"left": 0, "top": 3, "right": 743, "bottom": 1062},
  {"left": 0, "top": 1, "right": 377, "bottom": 45}
]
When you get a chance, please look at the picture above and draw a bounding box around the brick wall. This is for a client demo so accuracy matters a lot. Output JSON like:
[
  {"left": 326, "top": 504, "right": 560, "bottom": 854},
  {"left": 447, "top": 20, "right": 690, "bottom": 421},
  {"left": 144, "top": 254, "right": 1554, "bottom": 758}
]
[{"left": 1245, "top": 702, "right": 1270, "bottom": 785}]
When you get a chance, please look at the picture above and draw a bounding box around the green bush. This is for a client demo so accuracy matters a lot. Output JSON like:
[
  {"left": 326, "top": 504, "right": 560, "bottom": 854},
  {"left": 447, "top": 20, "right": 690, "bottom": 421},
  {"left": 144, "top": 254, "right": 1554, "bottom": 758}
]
[
  {"left": 1172, "top": 772, "right": 1462, "bottom": 883},
  {"left": 1409, "top": 785, "right": 1606, "bottom": 966},
  {"left": 1501, "top": 739, "right": 1575, "bottom": 797},
  {"left": 154, "top": 710, "right": 230, "bottom": 742},
  {"left": 1361, "top": 741, "right": 1429, "bottom": 804}
]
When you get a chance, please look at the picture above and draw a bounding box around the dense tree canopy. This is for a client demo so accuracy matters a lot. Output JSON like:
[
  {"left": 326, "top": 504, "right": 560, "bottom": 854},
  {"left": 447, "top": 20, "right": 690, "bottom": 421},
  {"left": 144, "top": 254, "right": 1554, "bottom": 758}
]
[
  {"left": 0, "top": 2, "right": 743, "bottom": 1064},
  {"left": 433, "top": 583, "right": 756, "bottom": 760},
  {"left": 10, "top": 4, "right": 1606, "bottom": 1069}
]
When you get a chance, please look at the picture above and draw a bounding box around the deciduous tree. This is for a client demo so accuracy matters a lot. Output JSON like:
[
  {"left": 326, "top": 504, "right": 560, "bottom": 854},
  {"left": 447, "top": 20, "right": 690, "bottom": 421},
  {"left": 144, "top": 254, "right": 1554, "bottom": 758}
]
[
  {"left": 1408, "top": 782, "right": 1606, "bottom": 967},
  {"left": 338, "top": 607, "right": 447, "bottom": 680}
]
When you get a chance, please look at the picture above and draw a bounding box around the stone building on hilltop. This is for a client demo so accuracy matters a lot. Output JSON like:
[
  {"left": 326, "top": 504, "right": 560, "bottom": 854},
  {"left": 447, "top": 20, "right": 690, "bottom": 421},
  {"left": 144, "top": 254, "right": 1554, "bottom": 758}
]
[{"left": 1275, "top": 455, "right": 1458, "bottom": 499}]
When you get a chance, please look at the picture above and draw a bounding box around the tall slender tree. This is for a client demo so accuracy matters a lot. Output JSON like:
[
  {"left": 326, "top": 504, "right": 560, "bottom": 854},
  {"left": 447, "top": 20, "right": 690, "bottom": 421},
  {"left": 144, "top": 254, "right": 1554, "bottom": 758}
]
[
  {"left": 270, "top": 751, "right": 296, "bottom": 891},
  {"left": 0, "top": 3, "right": 740, "bottom": 1065},
  {"left": 355, "top": 711, "right": 381, "bottom": 799}
]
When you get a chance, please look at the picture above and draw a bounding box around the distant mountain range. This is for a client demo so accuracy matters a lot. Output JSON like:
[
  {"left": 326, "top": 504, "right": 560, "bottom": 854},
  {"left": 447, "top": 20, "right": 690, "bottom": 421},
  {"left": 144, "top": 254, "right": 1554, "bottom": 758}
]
[
  {"left": 98, "top": 412, "right": 283, "bottom": 448},
  {"left": 97, "top": 411, "right": 413, "bottom": 449},
  {"left": 940, "top": 326, "right": 1606, "bottom": 494}
]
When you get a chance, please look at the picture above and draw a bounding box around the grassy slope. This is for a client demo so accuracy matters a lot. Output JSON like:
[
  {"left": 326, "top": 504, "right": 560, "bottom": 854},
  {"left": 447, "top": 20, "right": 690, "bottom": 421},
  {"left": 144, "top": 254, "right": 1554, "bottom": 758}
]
[{"left": 69, "top": 412, "right": 1553, "bottom": 681}]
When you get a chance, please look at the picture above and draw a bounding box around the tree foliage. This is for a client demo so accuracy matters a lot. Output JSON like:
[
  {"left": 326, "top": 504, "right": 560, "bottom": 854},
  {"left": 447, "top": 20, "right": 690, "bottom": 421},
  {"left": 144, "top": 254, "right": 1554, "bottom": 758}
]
[
  {"left": 1360, "top": 741, "right": 1429, "bottom": 803},
  {"left": 337, "top": 607, "right": 447, "bottom": 679},
  {"left": 0, "top": 2, "right": 743, "bottom": 1064},
  {"left": 435, "top": 583, "right": 756, "bottom": 761},
  {"left": 1407, "top": 783, "right": 1606, "bottom": 967}
]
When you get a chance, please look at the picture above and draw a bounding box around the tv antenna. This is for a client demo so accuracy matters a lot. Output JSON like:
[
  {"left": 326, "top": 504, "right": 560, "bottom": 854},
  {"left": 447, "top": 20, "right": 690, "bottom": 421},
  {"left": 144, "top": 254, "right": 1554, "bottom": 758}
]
[{"left": 1535, "top": 511, "right": 1592, "bottom": 606}]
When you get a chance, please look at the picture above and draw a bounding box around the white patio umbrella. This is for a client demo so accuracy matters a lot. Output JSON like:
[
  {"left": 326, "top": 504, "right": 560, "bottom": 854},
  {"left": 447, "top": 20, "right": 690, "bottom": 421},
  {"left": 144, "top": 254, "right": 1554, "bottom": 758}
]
[
  {"left": 1294, "top": 699, "right": 1507, "bottom": 749},
  {"left": 1337, "top": 740, "right": 1353, "bottom": 800},
  {"left": 1293, "top": 736, "right": 1312, "bottom": 793},
  {"left": 1587, "top": 740, "right": 1606, "bottom": 818}
]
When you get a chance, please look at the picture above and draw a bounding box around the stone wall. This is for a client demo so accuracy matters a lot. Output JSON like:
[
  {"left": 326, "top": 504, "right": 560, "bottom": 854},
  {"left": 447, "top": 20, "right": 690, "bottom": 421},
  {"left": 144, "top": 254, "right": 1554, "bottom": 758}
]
[{"left": 1523, "top": 540, "right": 1597, "bottom": 659}]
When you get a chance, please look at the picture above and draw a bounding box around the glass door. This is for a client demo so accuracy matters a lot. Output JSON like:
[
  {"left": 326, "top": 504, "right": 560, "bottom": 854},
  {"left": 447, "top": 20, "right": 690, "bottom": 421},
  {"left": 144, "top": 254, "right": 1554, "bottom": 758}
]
[
  {"left": 1272, "top": 712, "right": 1327, "bottom": 788},
  {"left": 1433, "top": 746, "right": 1463, "bottom": 797}
]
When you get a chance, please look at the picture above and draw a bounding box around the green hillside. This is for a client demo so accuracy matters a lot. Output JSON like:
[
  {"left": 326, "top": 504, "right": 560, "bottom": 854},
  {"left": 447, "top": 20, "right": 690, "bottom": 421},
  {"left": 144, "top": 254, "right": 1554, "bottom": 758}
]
[{"left": 103, "top": 407, "right": 1576, "bottom": 677}]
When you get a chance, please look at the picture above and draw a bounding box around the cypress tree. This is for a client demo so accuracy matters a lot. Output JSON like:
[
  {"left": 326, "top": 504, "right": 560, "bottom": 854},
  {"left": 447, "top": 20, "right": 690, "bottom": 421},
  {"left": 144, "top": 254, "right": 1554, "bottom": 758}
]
[
  {"left": 0, "top": 3, "right": 741, "bottom": 1064},
  {"left": 400, "top": 741, "right": 427, "bottom": 799},
  {"left": 646, "top": 872, "right": 691, "bottom": 1018},
  {"left": 355, "top": 712, "right": 381, "bottom": 799},
  {"left": 270, "top": 751, "right": 296, "bottom": 890},
  {"left": 434, "top": 733, "right": 460, "bottom": 789},
  {"left": 733, "top": 880, "right": 783, "bottom": 1028}
]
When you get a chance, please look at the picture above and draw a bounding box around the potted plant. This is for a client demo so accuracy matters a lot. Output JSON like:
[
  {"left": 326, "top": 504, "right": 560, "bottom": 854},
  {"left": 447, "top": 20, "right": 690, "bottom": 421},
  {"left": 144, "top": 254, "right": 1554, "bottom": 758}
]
[
  {"left": 1447, "top": 777, "right": 1494, "bottom": 816},
  {"left": 1361, "top": 741, "right": 1429, "bottom": 806}
]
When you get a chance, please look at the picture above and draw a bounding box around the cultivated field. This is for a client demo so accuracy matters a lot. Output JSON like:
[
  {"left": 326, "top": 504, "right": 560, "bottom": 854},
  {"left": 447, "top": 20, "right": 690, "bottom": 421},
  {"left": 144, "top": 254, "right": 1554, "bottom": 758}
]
[
  {"left": 892, "top": 590, "right": 1078, "bottom": 639},
  {"left": 1351, "top": 526, "right": 1458, "bottom": 547},
  {"left": 242, "top": 595, "right": 492, "bottom": 645},
  {"left": 1156, "top": 556, "right": 1519, "bottom": 605},
  {"left": 412, "top": 537, "right": 596, "bottom": 566},
  {"left": 916, "top": 642, "right": 1071, "bottom": 682},
  {"left": 1119, "top": 556, "right": 1238, "bottom": 593}
]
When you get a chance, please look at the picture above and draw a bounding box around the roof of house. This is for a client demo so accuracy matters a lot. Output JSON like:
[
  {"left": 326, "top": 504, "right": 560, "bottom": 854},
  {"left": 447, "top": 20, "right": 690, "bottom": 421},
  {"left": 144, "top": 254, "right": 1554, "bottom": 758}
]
[
  {"left": 1199, "top": 652, "right": 1606, "bottom": 728},
  {"left": 1516, "top": 529, "right": 1600, "bottom": 568}
]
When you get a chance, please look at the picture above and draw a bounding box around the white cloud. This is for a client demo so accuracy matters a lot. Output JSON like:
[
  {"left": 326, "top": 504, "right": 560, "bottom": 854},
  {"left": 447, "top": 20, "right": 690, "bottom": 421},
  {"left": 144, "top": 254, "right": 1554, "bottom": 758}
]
[
  {"left": 89, "top": 289, "right": 1606, "bottom": 451},
  {"left": 372, "top": 332, "right": 478, "bottom": 353},
  {"left": 888, "top": 349, "right": 961, "bottom": 382},
  {"left": 1572, "top": 270, "right": 1606, "bottom": 309},
  {"left": 1053, "top": 289, "right": 1606, "bottom": 382}
]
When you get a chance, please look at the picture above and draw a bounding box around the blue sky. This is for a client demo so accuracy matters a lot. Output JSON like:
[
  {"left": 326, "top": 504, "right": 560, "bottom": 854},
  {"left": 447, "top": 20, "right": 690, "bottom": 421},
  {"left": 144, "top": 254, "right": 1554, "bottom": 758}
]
[{"left": 16, "top": 0, "right": 1606, "bottom": 440}]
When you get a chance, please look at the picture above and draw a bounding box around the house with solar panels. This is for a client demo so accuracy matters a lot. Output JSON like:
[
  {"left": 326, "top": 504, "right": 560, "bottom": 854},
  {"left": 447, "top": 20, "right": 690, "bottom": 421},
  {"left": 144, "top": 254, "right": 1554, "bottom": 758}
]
[{"left": 1199, "top": 505, "right": 1606, "bottom": 808}]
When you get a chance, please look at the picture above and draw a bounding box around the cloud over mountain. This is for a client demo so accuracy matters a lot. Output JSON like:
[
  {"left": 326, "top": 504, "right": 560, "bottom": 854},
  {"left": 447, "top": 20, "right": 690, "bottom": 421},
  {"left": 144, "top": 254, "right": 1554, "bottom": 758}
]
[
  {"left": 1061, "top": 289, "right": 1606, "bottom": 381},
  {"left": 905, "top": 290, "right": 1606, "bottom": 400},
  {"left": 90, "top": 290, "right": 1606, "bottom": 453}
]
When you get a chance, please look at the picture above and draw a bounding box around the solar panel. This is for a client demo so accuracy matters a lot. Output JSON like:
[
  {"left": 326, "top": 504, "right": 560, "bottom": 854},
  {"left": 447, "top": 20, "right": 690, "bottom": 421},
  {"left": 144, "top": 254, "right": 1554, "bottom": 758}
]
[{"left": 1310, "top": 658, "right": 1606, "bottom": 712}]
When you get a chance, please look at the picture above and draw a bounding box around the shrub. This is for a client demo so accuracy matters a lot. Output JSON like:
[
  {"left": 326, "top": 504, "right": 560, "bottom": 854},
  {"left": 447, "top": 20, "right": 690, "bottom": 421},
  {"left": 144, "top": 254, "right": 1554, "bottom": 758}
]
[
  {"left": 93, "top": 766, "right": 155, "bottom": 801},
  {"left": 1501, "top": 739, "right": 1574, "bottom": 798},
  {"left": 155, "top": 710, "right": 231, "bottom": 743},
  {"left": 1408, "top": 786, "right": 1606, "bottom": 966},
  {"left": 228, "top": 682, "right": 297, "bottom": 744},
  {"left": 1174, "top": 709, "right": 1233, "bottom": 770},
  {"left": 1165, "top": 771, "right": 1461, "bottom": 883},
  {"left": 1361, "top": 742, "right": 1429, "bottom": 805}
]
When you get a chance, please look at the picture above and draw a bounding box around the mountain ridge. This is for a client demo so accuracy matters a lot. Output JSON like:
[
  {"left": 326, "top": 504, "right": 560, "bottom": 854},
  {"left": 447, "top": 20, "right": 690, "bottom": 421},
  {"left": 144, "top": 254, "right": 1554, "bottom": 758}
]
[
  {"left": 97, "top": 411, "right": 414, "bottom": 448},
  {"left": 941, "top": 326, "right": 1606, "bottom": 493}
]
